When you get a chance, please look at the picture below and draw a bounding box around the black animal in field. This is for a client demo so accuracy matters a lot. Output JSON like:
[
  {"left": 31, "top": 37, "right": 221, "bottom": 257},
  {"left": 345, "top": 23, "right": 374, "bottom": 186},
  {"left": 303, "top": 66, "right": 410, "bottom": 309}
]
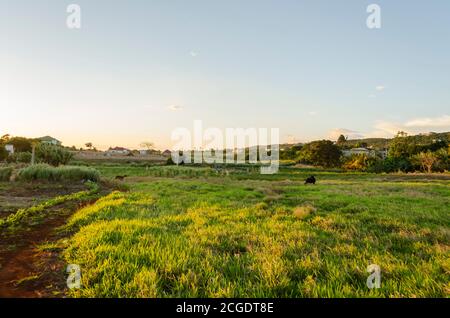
[
  {"left": 304, "top": 176, "right": 316, "bottom": 185},
  {"left": 115, "top": 175, "right": 128, "bottom": 181}
]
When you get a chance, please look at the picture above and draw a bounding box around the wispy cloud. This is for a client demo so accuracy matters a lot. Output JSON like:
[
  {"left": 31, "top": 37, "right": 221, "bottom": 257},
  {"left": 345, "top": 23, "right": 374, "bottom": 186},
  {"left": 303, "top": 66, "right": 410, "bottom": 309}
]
[
  {"left": 189, "top": 50, "right": 198, "bottom": 57},
  {"left": 368, "top": 85, "right": 385, "bottom": 99},
  {"left": 367, "top": 115, "right": 450, "bottom": 137},
  {"left": 328, "top": 128, "right": 364, "bottom": 140},
  {"left": 167, "top": 105, "right": 183, "bottom": 112},
  {"left": 404, "top": 115, "right": 450, "bottom": 128},
  {"left": 308, "top": 111, "right": 318, "bottom": 116},
  {"left": 284, "top": 134, "right": 303, "bottom": 144}
]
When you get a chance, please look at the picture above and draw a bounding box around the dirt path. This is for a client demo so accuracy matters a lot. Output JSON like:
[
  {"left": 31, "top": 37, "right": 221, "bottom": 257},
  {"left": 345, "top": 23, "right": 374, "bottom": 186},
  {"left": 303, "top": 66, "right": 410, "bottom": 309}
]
[{"left": 0, "top": 199, "right": 98, "bottom": 298}]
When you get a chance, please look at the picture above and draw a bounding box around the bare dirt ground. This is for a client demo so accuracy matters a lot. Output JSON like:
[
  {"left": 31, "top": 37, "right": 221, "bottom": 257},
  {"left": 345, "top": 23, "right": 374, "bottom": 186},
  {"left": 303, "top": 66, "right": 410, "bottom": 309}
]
[
  {"left": 0, "top": 204, "right": 74, "bottom": 297},
  {"left": 0, "top": 182, "right": 86, "bottom": 219},
  {"left": 0, "top": 182, "right": 112, "bottom": 298}
]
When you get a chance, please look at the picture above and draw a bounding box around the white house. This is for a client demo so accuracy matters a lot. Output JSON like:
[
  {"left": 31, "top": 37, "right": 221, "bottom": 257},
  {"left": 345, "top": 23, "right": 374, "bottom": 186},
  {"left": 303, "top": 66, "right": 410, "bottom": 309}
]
[
  {"left": 39, "top": 136, "right": 62, "bottom": 146},
  {"left": 342, "top": 148, "right": 374, "bottom": 157},
  {"left": 342, "top": 147, "right": 388, "bottom": 159},
  {"left": 5, "top": 144, "right": 14, "bottom": 155},
  {"left": 107, "top": 147, "right": 131, "bottom": 155}
]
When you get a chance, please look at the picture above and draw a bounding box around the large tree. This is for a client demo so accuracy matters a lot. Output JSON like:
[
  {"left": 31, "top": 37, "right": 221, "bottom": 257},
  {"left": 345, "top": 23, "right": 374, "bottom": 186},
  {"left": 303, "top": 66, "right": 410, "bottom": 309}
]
[
  {"left": 140, "top": 141, "right": 154, "bottom": 152},
  {"left": 412, "top": 151, "right": 438, "bottom": 173},
  {"left": 7, "top": 137, "right": 33, "bottom": 153},
  {"left": 297, "top": 140, "right": 341, "bottom": 167},
  {"left": 336, "top": 134, "right": 347, "bottom": 145},
  {"left": 388, "top": 134, "right": 418, "bottom": 159}
]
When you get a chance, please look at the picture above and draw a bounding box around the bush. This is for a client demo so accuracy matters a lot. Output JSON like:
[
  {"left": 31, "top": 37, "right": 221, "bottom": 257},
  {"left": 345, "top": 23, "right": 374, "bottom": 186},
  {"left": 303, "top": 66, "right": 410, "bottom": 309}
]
[
  {"left": 6, "top": 152, "right": 32, "bottom": 164},
  {"left": 17, "top": 164, "right": 100, "bottom": 182},
  {"left": 367, "top": 157, "right": 412, "bottom": 173},
  {"left": 166, "top": 157, "right": 175, "bottom": 165},
  {"left": 342, "top": 154, "right": 370, "bottom": 171},
  {"left": 297, "top": 140, "right": 341, "bottom": 167},
  {"left": 36, "top": 144, "right": 73, "bottom": 166},
  {"left": 0, "top": 145, "right": 8, "bottom": 161},
  {"left": 0, "top": 167, "right": 13, "bottom": 181},
  {"left": 411, "top": 151, "right": 439, "bottom": 173},
  {"left": 7, "top": 137, "right": 33, "bottom": 153}
]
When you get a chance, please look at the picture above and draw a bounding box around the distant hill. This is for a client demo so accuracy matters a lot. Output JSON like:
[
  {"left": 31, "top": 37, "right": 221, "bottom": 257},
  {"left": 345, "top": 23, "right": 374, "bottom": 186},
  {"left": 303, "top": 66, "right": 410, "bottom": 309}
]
[
  {"left": 339, "top": 132, "right": 450, "bottom": 150},
  {"left": 278, "top": 132, "right": 450, "bottom": 152},
  {"left": 339, "top": 138, "right": 390, "bottom": 150}
]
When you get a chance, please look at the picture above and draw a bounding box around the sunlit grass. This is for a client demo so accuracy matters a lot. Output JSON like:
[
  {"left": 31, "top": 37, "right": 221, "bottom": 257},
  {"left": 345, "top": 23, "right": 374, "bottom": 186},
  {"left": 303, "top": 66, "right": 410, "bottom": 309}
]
[{"left": 63, "top": 166, "right": 449, "bottom": 297}]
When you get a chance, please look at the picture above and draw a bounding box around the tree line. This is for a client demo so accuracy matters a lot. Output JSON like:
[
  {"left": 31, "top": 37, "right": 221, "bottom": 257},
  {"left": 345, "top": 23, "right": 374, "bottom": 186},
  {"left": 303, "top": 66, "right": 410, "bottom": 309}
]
[
  {"left": 0, "top": 135, "right": 73, "bottom": 166},
  {"left": 281, "top": 132, "right": 450, "bottom": 173}
]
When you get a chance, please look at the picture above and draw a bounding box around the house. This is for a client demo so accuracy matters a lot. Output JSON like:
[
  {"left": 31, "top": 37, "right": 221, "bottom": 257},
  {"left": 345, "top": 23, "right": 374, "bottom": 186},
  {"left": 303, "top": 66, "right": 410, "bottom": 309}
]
[
  {"left": 162, "top": 149, "right": 172, "bottom": 157},
  {"left": 5, "top": 144, "right": 14, "bottom": 155},
  {"left": 107, "top": 147, "right": 131, "bottom": 155},
  {"left": 39, "top": 136, "right": 62, "bottom": 146},
  {"left": 378, "top": 149, "right": 389, "bottom": 159},
  {"left": 139, "top": 149, "right": 148, "bottom": 155},
  {"left": 342, "top": 147, "right": 388, "bottom": 159},
  {"left": 342, "top": 148, "right": 374, "bottom": 157}
]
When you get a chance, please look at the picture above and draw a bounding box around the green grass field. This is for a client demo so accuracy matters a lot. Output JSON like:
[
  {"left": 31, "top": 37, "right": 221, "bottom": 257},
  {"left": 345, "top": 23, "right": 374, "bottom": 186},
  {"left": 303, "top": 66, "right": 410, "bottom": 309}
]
[{"left": 62, "top": 166, "right": 449, "bottom": 297}]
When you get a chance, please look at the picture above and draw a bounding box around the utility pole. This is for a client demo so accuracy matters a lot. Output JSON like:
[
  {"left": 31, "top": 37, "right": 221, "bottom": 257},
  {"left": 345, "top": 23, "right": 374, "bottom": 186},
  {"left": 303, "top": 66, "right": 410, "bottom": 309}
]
[{"left": 31, "top": 142, "right": 37, "bottom": 165}]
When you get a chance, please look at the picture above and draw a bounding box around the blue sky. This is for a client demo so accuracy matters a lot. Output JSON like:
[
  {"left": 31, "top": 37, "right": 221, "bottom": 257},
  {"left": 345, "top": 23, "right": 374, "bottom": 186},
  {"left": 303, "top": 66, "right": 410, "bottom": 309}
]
[{"left": 1, "top": 0, "right": 450, "bottom": 149}]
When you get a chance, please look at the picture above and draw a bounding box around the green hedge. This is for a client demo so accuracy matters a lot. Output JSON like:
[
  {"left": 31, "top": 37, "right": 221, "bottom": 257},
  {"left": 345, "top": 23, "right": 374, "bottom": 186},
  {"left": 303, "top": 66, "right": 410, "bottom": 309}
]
[{"left": 17, "top": 164, "right": 100, "bottom": 182}]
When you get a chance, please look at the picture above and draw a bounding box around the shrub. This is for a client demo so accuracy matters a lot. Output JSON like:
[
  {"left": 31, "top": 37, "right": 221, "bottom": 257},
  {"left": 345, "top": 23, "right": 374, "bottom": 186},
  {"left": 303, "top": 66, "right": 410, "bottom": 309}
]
[
  {"left": 166, "top": 157, "right": 175, "bottom": 165},
  {"left": 367, "top": 157, "right": 413, "bottom": 173},
  {"left": 297, "top": 140, "right": 341, "bottom": 167},
  {"left": 0, "top": 167, "right": 13, "bottom": 181},
  {"left": 7, "top": 137, "right": 33, "bottom": 153},
  {"left": 342, "top": 154, "right": 370, "bottom": 171},
  {"left": 36, "top": 144, "right": 73, "bottom": 166},
  {"left": 0, "top": 145, "right": 8, "bottom": 161},
  {"left": 411, "top": 151, "right": 439, "bottom": 173},
  {"left": 6, "top": 152, "right": 32, "bottom": 164},
  {"left": 17, "top": 164, "right": 100, "bottom": 182},
  {"left": 435, "top": 148, "right": 449, "bottom": 171}
]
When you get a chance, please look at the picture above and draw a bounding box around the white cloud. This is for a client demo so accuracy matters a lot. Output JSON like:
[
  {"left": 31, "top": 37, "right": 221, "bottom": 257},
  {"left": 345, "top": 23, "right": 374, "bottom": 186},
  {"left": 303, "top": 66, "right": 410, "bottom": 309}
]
[
  {"left": 404, "top": 115, "right": 450, "bottom": 128},
  {"left": 328, "top": 128, "right": 364, "bottom": 140},
  {"left": 167, "top": 105, "right": 183, "bottom": 111},
  {"left": 368, "top": 94, "right": 376, "bottom": 99},
  {"left": 367, "top": 115, "right": 450, "bottom": 137},
  {"left": 189, "top": 50, "right": 198, "bottom": 57},
  {"left": 284, "top": 134, "right": 303, "bottom": 144},
  {"left": 375, "top": 85, "right": 385, "bottom": 92},
  {"left": 308, "top": 111, "right": 318, "bottom": 116}
]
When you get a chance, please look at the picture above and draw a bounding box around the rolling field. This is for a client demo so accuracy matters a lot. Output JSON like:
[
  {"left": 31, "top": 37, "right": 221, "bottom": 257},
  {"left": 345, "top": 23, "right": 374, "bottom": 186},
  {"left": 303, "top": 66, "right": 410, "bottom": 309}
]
[{"left": 60, "top": 166, "right": 450, "bottom": 297}]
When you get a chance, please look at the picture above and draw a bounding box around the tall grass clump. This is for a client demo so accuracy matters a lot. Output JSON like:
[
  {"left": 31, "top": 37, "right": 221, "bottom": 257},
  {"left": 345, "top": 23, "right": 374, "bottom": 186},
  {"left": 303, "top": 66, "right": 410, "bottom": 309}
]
[
  {"left": 18, "top": 164, "right": 100, "bottom": 182},
  {"left": 0, "top": 167, "right": 13, "bottom": 181}
]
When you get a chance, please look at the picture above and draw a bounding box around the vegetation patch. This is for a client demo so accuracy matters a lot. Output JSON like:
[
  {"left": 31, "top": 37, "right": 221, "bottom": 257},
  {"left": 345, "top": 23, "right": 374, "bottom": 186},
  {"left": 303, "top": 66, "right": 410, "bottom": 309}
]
[
  {"left": 0, "top": 167, "right": 12, "bottom": 182},
  {"left": 0, "top": 182, "right": 99, "bottom": 230},
  {"left": 17, "top": 164, "right": 100, "bottom": 182},
  {"left": 292, "top": 205, "right": 316, "bottom": 219},
  {"left": 61, "top": 169, "right": 449, "bottom": 297}
]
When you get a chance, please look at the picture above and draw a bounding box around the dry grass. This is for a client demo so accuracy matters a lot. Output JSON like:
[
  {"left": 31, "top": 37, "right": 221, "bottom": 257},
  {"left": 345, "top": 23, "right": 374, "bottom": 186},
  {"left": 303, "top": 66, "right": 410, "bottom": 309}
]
[{"left": 293, "top": 205, "right": 316, "bottom": 219}]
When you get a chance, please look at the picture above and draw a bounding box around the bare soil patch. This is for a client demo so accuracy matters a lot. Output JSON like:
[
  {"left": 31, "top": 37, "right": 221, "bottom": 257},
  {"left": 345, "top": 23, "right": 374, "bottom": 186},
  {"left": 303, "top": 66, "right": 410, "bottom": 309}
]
[
  {"left": 0, "top": 182, "right": 113, "bottom": 298},
  {"left": 0, "top": 182, "right": 86, "bottom": 219}
]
